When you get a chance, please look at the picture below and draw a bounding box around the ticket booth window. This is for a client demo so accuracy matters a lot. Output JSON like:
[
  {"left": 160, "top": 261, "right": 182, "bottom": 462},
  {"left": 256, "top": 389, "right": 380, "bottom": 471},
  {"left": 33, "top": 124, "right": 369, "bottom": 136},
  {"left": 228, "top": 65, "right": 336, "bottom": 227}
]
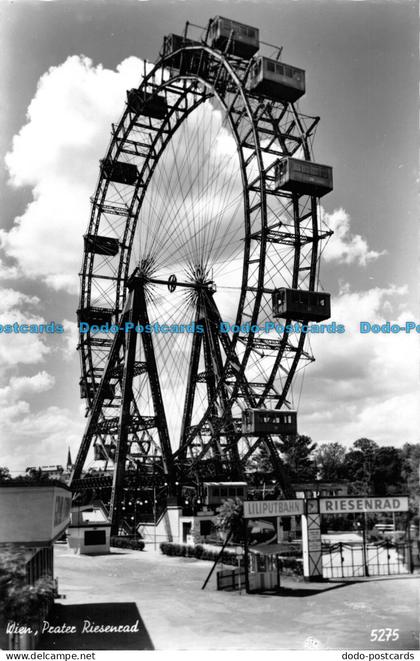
[{"left": 84, "top": 530, "right": 106, "bottom": 546}]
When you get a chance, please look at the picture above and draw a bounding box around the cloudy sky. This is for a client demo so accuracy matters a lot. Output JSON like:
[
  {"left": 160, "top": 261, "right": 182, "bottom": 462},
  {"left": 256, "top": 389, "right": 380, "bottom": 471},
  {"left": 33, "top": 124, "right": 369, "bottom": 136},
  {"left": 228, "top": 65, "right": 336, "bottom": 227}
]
[{"left": 0, "top": 0, "right": 418, "bottom": 473}]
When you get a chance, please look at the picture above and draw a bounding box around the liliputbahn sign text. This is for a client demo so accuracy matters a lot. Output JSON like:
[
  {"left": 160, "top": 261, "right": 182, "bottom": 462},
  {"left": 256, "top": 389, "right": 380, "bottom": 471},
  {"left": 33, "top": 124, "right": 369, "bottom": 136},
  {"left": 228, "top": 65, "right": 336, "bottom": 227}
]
[
  {"left": 243, "top": 496, "right": 409, "bottom": 581},
  {"left": 243, "top": 499, "right": 304, "bottom": 518}
]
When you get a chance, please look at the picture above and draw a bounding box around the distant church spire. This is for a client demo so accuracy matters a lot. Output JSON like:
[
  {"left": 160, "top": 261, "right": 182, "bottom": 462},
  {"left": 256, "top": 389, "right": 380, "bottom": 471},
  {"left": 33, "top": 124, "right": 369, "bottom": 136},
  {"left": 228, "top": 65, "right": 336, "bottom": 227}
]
[{"left": 66, "top": 446, "right": 73, "bottom": 470}]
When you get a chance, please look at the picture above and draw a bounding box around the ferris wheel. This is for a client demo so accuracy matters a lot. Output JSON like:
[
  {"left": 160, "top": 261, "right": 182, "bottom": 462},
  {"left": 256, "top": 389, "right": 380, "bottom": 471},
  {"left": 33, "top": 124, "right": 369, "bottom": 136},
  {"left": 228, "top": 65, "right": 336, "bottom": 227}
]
[{"left": 70, "top": 16, "right": 333, "bottom": 531}]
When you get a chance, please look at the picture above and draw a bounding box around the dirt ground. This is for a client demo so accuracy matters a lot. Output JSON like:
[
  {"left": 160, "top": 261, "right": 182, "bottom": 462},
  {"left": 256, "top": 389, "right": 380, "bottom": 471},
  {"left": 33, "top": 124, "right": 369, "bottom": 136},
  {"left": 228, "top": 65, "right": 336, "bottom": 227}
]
[{"left": 37, "top": 544, "right": 420, "bottom": 651}]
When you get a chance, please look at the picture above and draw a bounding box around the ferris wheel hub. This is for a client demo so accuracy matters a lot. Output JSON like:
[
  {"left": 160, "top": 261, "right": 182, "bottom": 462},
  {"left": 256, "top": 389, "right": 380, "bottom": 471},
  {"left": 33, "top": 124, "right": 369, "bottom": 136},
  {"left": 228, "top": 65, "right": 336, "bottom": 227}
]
[{"left": 127, "top": 267, "right": 216, "bottom": 293}]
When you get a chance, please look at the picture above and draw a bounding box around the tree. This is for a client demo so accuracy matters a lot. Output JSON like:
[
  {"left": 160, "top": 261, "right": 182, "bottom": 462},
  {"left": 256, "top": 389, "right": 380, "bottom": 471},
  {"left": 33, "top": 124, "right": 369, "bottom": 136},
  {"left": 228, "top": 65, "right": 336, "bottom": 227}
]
[
  {"left": 24, "top": 467, "right": 55, "bottom": 483},
  {"left": 246, "top": 443, "right": 275, "bottom": 473},
  {"left": 0, "top": 466, "right": 11, "bottom": 481},
  {"left": 215, "top": 497, "right": 244, "bottom": 543},
  {"left": 400, "top": 443, "right": 420, "bottom": 513},
  {"left": 343, "top": 438, "right": 379, "bottom": 495},
  {"left": 280, "top": 434, "right": 317, "bottom": 482},
  {"left": 315, "top": 443, "right": 347, "bottom": 481},
  {"left": 0, "top": 546, "right": 55, "bottom": 628},
  {"left": 372, "top": 446, "right": 403, "bottom": 495}
]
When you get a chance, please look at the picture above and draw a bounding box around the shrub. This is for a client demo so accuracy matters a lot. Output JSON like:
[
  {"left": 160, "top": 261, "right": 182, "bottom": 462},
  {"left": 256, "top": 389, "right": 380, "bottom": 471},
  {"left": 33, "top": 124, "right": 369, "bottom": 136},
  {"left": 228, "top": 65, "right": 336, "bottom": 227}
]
[
  {"left": 160, "top": 542, "right": 170, "bottom": 555},
  {"left": 110, "top": 536, "right": 144, "bottom": 551},
  {"left": 159, "top": 542, "right": 240, "bottom": 566},
  {"left": 195, "top": 544, "right": 204, "bottom": 559},
  {"left": 5, "top": 577, "right": 55, "bottom": 627}
]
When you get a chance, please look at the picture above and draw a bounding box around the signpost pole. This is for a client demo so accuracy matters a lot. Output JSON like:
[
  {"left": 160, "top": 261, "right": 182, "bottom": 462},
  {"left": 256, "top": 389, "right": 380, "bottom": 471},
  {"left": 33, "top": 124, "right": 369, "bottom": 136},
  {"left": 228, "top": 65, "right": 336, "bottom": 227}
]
[
  {"left": 243, "top": 518, "right": 250, "bottom": 594},
  {"left": 406, "top": 516, "right": 414, "bottom": 574}
]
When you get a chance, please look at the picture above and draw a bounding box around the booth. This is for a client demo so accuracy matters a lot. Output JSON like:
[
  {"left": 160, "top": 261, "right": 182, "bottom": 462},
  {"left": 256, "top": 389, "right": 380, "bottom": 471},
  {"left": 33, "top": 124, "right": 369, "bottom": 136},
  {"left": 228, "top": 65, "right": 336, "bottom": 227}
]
[
  {"left": 67, "top": 502, "right": 111, "bottom": 555},
  {"left": 248, "top": 548, "right": 280, "bottom": 591}
]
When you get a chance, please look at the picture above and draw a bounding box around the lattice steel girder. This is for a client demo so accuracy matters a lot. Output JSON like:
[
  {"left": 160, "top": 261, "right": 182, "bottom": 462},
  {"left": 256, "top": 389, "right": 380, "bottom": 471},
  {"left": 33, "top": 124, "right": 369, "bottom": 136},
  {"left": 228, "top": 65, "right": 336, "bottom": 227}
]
[
  {"left": 95, "top": 415, "right": 157, "bottom": 435},
  {"left": 179, "top": 306, "right": 204, "bottom": 449},
  {"left": 70, "top": 320, "right": 127, "bottom": 484},
  {"left": 90, "top": 201, "right": 132, "bottom": 217},
  {"left": 109, "top": 361, "right": 147, "bottom": 379},
  {"left": 110, "top": 284, "right": 146, "bottom": 533}
]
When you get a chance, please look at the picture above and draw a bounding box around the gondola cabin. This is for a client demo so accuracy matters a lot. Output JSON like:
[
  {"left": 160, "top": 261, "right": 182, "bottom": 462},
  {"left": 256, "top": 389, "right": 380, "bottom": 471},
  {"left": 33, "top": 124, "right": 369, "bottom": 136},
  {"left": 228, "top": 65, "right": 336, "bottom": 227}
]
[
  {"left": 79, "top": 379, "right": 115, "bottom": 401},
  {"left": 242, "top": 408, "right": 297, "bottom": 436},
  {"left": 77, "top": 306, "right": 114, "bottom": 327},
  {"left": 126, "top": 90, "right": 168, "bottom": 120},
  {"left": 162, "top": 34, "right": 207, "bottom": 76},
  {"left": 84, "top": 234, "right": 119, "bottom": 257},
  {"left": 272, "top": 288, "right": 331, "bottom": 322},
  {"left": 101, "top": 159, "right": 138, "bottom": 186},
  {"left": 249, "top": 57, "right": 305, "bottom": 103},
  {"left": 203, "top": 482, "right": 248, "bottom": 507},
  {"left": 275, "top": 157, "right": 333, "bottom": 198},
  {"left": 209, "top": 17, "right": 259, "bottom": 59}
]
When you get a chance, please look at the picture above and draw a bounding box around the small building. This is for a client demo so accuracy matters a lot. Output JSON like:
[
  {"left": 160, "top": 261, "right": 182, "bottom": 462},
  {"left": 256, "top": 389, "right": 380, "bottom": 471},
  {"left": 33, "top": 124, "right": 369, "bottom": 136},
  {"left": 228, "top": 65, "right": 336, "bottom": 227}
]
[
  {"left": 25, "top": 465, "right": 65, "bottom": 481},
  {"left": 0, "top": 481, "right": 72, "bottom": 650},
  {"left": 0, "top": 481, "right": 72, "bottom": 547},
  {"left": 203, "top": 481, "right": 248, "bottom": 508},
  {"left": 293, "top": 481, "right": 350, "bottom": 499},
  {"left": 178, "top": 482, "right": 248, "bottom": 544},
  {"left": 67, "top": 501, "right": 111, "bottom": 555}
]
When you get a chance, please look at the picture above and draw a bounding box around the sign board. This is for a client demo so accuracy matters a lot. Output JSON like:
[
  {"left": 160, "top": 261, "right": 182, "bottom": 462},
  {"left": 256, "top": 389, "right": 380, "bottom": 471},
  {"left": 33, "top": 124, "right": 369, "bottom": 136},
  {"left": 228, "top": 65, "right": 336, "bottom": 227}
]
[
  {"left": 319, "top": 496, "right": 409, "bottom": 514},
  {"left": 243, "top": 499, "right": 304, "bottom": 519},
  {"left": 307, "top": 526, "right": 322, "bottom": 551}
]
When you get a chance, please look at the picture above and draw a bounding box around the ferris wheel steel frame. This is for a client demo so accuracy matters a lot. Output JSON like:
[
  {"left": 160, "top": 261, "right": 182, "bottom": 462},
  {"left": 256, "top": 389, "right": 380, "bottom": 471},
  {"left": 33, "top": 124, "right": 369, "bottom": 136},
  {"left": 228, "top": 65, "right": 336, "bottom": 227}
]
[{"left": 70, "top": 21, "right": 331, "bottom": 532}]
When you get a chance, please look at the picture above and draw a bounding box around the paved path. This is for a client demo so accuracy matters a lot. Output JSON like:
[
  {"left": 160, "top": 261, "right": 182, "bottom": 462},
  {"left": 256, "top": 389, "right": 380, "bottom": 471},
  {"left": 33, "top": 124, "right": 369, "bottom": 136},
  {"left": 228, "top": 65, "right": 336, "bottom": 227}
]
[{"left": 41, "top": 544, "right": 420, "bottom": 651}]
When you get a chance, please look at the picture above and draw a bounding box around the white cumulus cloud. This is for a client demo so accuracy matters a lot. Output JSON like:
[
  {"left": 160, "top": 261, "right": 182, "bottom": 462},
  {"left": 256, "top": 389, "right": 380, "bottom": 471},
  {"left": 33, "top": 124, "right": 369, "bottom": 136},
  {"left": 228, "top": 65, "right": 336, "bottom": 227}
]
[
  {"left": 299, "top": 284, "right": 420, "bottom": 445},
  {"left": 2, "top": 55, "right": 144, "bottom": 293},
  {"left": 322, "top": 207, "right": 385, "bottom": 266},
  {"left": 0, "top": 288, "right": 51, "bottom": 367}
]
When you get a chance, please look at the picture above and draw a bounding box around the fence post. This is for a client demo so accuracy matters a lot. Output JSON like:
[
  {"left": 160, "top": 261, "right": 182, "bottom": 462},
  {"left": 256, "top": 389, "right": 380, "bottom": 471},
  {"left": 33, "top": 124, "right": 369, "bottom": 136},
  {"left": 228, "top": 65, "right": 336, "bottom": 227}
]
[
  {"left": 406, "top": 524, "right": 414, "bottom": 573},
  {"left": 243, "top": 518, "right": 250, "bottom": 594},
  {"left": 339, "top": 542, "right": 344, "bottom": 579},
  {"left": 362, "top": 523, "right": 369, "bottom": 577}
]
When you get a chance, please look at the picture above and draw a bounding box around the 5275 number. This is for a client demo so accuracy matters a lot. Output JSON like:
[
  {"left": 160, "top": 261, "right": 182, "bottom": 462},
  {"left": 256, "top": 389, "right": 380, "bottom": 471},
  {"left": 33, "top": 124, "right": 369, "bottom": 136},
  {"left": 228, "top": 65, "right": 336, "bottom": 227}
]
[{"left": 370, "top": 629, "right": 399, "bottom": 642}]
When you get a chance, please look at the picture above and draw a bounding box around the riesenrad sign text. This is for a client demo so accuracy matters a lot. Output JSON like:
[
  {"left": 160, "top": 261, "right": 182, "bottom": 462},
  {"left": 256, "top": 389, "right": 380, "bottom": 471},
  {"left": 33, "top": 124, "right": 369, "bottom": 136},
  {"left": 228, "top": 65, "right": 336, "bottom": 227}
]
[{"left": 319, "top": 496, "right": 409, "bottom": 514}]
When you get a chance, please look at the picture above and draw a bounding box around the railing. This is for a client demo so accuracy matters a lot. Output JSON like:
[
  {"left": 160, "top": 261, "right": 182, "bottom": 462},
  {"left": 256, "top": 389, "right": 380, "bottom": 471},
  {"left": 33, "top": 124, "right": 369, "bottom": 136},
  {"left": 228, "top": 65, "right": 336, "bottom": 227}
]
[{"left": 217, "top": 567, "right": 246, "bottom": 591}]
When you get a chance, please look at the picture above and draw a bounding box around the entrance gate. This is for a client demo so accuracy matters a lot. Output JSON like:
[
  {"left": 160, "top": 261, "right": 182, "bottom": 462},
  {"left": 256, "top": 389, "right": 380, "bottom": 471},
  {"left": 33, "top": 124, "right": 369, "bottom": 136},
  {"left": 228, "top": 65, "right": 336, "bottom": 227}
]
[
  {"left": 322, "top": 540, "right": 412, "bottom": 579},
  {"left": 243, "top": 495, "right": 411, "bottom": 585}
]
